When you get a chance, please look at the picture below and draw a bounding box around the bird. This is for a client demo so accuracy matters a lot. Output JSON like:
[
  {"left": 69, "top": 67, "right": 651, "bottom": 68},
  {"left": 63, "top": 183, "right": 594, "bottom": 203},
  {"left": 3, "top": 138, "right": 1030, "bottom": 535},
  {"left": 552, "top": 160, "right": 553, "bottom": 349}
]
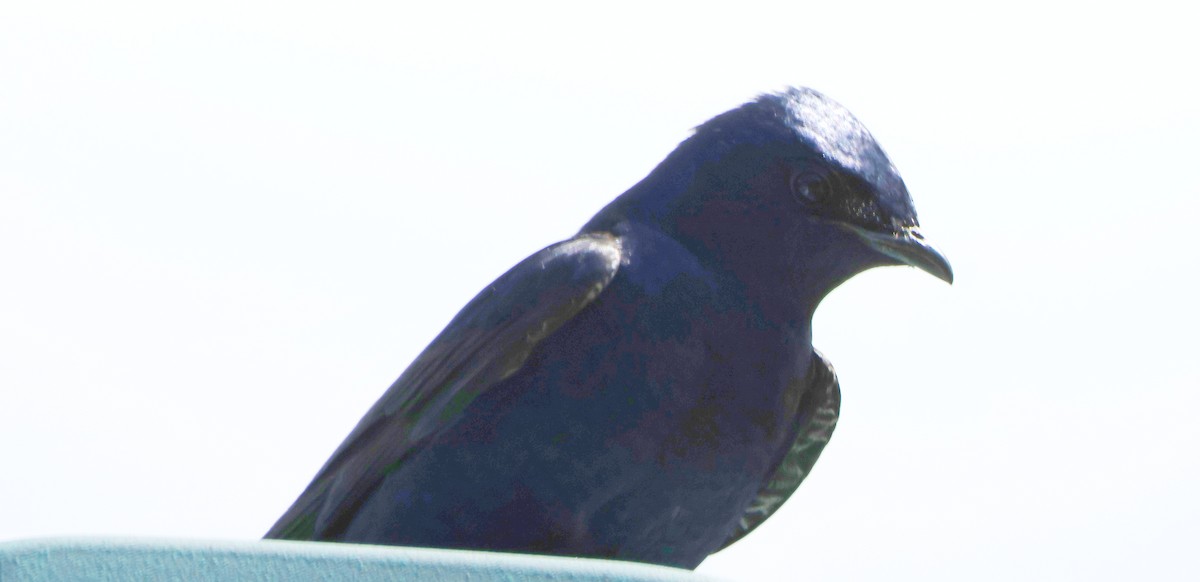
[{"left": 265, "top": 87, "right": 952, "bottom": 569}]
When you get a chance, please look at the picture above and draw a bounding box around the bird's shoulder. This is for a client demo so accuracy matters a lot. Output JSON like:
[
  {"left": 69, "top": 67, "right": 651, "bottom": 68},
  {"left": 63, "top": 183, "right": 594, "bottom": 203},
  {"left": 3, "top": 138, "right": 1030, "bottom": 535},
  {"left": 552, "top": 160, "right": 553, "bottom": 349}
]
[
  {"left": 602, "top": 220, "right": 717, "bottom": 297},
  {"left": 359, "top": 231, "right": 626, "bottom": 443}
]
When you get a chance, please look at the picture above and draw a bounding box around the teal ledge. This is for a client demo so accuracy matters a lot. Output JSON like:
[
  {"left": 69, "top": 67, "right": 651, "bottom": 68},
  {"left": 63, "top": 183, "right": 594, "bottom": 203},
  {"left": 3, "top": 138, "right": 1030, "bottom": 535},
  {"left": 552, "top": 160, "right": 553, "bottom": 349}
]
[{"left": 0, "top": 537, "right": 723, "bottom": 581}]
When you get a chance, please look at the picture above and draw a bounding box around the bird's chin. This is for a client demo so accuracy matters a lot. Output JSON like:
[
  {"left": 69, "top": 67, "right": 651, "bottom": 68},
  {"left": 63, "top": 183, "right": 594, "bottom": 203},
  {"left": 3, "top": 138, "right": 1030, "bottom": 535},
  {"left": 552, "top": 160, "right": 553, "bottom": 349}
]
[{"left": 836, "top": 223, "right": 953, "bottom": 284}]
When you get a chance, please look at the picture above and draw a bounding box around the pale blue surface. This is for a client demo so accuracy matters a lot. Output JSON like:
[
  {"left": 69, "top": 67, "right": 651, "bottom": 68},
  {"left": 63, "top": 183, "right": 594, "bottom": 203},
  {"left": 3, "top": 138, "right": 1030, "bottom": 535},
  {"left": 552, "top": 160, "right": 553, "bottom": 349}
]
[{"left": 0, "top": 538, "right": 722, "bottom": 582}]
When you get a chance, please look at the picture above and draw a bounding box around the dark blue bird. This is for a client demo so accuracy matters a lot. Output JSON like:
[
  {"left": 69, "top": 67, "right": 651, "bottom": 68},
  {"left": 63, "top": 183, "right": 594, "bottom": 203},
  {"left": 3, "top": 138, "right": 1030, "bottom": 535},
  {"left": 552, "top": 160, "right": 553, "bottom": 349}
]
[{"left": 265, "top": 87, "right": 952, "bottom": 568}]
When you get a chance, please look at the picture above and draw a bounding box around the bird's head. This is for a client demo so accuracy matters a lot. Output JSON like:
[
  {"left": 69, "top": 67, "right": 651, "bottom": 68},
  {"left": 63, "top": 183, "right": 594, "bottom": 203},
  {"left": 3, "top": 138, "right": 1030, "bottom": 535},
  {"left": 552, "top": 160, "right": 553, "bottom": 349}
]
[
  {"left": 589, "top": 87, "right": 952, "bottom": 307},
  {"left": 768, "top": 87, "right": 952, "bottom": 285}
]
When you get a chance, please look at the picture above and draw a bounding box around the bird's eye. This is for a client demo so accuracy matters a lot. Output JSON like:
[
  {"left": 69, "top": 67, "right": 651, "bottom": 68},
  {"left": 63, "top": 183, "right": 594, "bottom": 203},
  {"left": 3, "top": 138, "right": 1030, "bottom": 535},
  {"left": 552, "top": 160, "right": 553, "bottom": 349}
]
[{"left": 790, "top": 171, "right": 830, "bottom": 205}]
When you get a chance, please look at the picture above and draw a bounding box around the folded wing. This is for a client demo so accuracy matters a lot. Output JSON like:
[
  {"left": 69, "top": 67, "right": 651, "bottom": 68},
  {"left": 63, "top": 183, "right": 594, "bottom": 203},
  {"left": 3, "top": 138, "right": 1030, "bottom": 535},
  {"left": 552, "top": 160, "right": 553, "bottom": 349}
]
[{"left": 266, "top": 233, "right": 623, "bottom": 540}]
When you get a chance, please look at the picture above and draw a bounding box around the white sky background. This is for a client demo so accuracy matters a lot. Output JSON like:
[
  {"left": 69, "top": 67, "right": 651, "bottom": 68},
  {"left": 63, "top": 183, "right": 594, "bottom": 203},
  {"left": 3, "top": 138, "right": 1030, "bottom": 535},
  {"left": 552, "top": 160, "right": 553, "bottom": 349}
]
[{"left": 2, "top": 1, "right": 1197, "bottom": 580}]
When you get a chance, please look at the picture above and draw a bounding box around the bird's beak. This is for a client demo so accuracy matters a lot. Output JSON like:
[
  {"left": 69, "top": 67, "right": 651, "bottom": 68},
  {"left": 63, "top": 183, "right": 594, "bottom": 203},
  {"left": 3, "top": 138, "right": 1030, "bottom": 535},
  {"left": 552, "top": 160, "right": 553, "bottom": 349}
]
[{"left": 839, "top": 223, "right": 954, "bottom": 284}]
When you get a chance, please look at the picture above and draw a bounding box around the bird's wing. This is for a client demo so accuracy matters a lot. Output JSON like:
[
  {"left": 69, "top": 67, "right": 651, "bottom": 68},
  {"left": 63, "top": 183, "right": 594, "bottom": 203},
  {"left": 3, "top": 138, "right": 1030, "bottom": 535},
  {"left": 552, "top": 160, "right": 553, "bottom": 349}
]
[
  {"left": 266, "top": 232, "right": 623, "bottom": 540},
  {"left": 718, "top": 350, "right": 841, "bottom": 550}
]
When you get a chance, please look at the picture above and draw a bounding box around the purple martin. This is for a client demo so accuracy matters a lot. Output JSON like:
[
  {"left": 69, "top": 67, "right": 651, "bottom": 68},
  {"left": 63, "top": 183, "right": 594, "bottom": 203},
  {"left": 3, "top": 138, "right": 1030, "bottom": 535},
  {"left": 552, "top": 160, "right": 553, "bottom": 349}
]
[{"left": 265, "top": 87, "right": 952, "bottom": 569}]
